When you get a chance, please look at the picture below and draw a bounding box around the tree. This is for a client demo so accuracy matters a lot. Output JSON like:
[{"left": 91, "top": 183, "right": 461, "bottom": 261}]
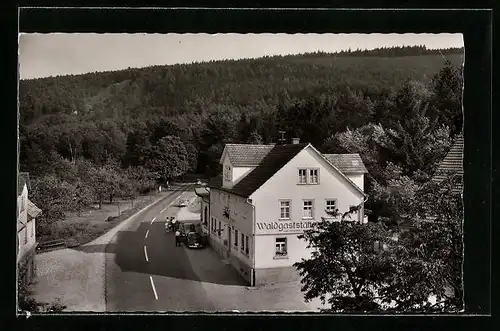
[
  {"left": 85, "top": 162, "right": 120, "bottom": 209},
  {"left": 146, "top": 135, "right": 190, "bottom": 182},
  {"left": 294, "top": 207, "right": 395, "bottom": 312},
  {"left": 30, "top": 175, "right": 76, "bottom": 237},
  {"left": 184, "top": 142, "right": 199, "bottom": 172},
  {"left": 429, "top": 60, "right": 464, "bottom": 136},
  {"left": 123, "top": 124, "right": 153, "bottom": 167},
  {"left": 294, "top": 173, "right": 463, "bottom": 312},
  {"left": 247, "top": 130, "right": 263, "bottom": 144},
  {"left": 125, "top": 166, "right": 158, "bottom": 194},
  {"left": 380, "top": 173, "right": 463, "bottom": 312},
  {"left": 72, "top": 180, "right": 95, "bottom": 216}
]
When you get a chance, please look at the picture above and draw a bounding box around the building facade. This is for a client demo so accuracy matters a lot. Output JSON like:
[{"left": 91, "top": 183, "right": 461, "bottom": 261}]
[
  {"left": 200, "top": 140, "right": 368, "bottom": 286},
  {"left": 17, "top": 172, "right": 41, "bottom": 285}
]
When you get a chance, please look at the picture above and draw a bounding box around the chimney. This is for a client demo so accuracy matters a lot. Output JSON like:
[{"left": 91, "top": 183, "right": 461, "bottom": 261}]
[
  {"left": 292, "top": 138, "right": 300, "bottom": 144},
  {"left": 278, "top": 131, "right": 286, "bottom": 145}
]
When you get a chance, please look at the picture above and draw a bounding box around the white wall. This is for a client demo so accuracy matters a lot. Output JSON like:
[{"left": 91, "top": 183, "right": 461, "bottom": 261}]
[
  {"left": 251, "top": 146, "right": 365, "bottom": 228},
  {"left": 254, "top": 234, "right": 311, "bottom": 269},
  {"left": 209, "top": 189, "right": 255, "bottom": 265},
  {"left": 17, "top": 186, "right": 36, "bottom": 263},
  {"left": 250, "top": 147, "right": 365, "bottom": 268},
  {"left": 232, "top": 166, "right": 255, "bottom": 185},
  {"left": 346, "top": 173, "right": 364, "bottom": 191},
  {"left": 17, "top": 187, "right": 28, "bottom": 232},
  {"left": 222, "top": 155, "right": 233, "bottom": 188},
  {"left": 210, "top": 189, "right": 254, "bottom": 234}
]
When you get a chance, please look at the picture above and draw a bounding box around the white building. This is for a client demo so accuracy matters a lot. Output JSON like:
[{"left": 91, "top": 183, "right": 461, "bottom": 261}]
[
  {"left": 17, "top": 172, "right": 41, "bottom": 284},
  {"left": 195, "top": 139, "right": 368, "bottom": 286}
]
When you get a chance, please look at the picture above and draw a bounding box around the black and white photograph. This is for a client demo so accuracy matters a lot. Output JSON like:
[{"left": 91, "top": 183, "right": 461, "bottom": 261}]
[{"left": 17, "top": 31, "right": 465, "bottom": 314}]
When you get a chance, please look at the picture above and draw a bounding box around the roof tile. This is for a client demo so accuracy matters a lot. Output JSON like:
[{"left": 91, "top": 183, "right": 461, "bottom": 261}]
[
  {"left": 323, "top": 154, "right": 368, "bottom": 173},
  {"left": 432, "top": 133, "right": 464, "bottom": 191},
  {"left": 27, "top": 199, "right": 42, "bottom": 218},
  {"left": 211, "top": 143, "right": 307, "bottom": 197},
  {"left": 222, "top": 144, "right": 275, "bottom": 166}
]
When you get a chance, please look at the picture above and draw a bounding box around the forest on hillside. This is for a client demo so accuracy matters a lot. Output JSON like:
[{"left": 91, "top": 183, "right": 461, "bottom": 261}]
[{"left": 18, "top": 45, "right": 464, "bottom": 237}]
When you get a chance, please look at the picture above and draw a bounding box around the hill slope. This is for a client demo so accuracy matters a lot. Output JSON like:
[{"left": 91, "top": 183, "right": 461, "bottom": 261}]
[{"left": 19, "top": 50, "right": 463, "bottom": 125}]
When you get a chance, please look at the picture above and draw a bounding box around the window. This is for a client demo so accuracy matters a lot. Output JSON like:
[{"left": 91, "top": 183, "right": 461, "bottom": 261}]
[
  {"left": 224, "top": 165, "right": 231, "bottom": 181},
  {"left": 204, "top": 206, "right": 208, "bottom": 226},
  {"left": 298, "top": 169, "right": 307, "bottom": 184},
  {"left": 241, "top": 233, "right": 245, "bottom": 251},
  {"left": 218, "top": 221, "right": 222, "bottom": 236},
  {"left": 245, "top": 236, "right": 249, "bottom": 255},
  {"left": 279, "top": 200, "right": 291, "bottom": 219},
  {"left": 302, "top": 200, "right": 314, "bottom": 219},
  {"left": 309, "top": 169, "right": 319, "bottom": 184},
  {"left": 326, "top": 199, "right": 337, "bottom": 214},
  {"left": 298, "top": 168, "right": 320, "bottom": 184},
  {"left": 235, "top": 229, "right": 239, "bottom": 247},
  {"left": 275, "top": 237, "right": 287, "bottom": 256}
]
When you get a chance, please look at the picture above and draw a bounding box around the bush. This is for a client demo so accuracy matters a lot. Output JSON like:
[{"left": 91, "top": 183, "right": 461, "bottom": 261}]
[{"left": 18, "top": 278, "right": 66, "bottom": 313}]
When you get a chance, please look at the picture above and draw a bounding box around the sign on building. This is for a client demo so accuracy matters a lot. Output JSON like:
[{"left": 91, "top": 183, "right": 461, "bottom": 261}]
[{"left": 255, "top": 220, "right": 322, "bottom": 235}]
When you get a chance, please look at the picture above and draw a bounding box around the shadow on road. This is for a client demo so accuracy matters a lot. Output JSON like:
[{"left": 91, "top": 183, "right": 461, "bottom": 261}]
[{"left": 73, "top": 218, "right": 247, "bottom": 286}]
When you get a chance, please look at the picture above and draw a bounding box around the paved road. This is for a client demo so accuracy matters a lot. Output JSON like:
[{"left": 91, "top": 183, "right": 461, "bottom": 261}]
[{"left": 103, "top": 183, "right": 246, "bottom": 312}]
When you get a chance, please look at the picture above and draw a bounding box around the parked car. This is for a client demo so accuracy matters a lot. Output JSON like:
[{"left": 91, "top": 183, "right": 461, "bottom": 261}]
[{"left": 186, "top": 231, "right": 204, "bottom": 248}]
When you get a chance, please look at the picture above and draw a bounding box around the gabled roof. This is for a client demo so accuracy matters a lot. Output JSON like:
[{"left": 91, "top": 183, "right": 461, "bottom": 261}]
[
  {"left": 309, "top": 145, "right": 367, "bottom": 197},
  {"left": 323, "top": 154, "right": 368, "bottom": 173},
  {"left": 27, "top": 199, "right": 42, "bottom": 219},
  {"left": 18, "top": 172, "right": 30, "bottom": 196},
  {"left": 220, "top": 144, "right": 275, "bottom": 166},
  {"left": 432, "top": 133, "right": 464, "bottom": 192},
  {"left": 211, "top": 143, "right": 307, "bottom": 197},
  {"left": 210, "top": 143, "right": 367, "bottom": 198}
]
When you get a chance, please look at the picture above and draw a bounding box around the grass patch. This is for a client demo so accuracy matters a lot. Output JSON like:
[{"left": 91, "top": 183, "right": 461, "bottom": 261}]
[{"left": 39, "top": 193, "right": 161, "bottom": 247}]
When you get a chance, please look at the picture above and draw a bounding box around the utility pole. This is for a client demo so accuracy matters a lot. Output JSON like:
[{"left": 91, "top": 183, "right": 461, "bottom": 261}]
[{"left": 278, "top": 131, "right": 286, "bottom": 145}]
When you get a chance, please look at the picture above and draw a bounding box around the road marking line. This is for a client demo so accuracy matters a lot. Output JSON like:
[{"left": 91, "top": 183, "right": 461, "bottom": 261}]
[
  {"left": 149, "top": 276, "right": 158, "bottom": 300},
  {"left": 150, "top": 217, "right": 156, "bottom": 224},
  {"left": 158, "top": 192, "right": 186, "bottom": 217},
  {"left": 145, "top": 229, "right": 149, "bottom": 239},
  {"left": 144, "top": 245, "right": 149, "bottom": 262}
]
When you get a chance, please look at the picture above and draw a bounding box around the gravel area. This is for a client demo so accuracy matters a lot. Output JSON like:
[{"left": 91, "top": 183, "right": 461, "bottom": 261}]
[{"left": 183, "top": 243, "right": 325, "bottom": 312}]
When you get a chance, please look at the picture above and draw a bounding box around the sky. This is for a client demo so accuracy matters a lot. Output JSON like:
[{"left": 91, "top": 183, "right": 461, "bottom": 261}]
[{"left": 19, "top": 33, "right": 464, "bottom": 80}]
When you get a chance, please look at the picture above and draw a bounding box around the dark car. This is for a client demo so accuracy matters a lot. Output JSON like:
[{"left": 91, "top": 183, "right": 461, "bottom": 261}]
[{"left": 186, "top": 231, "right": 204, "bottom": 248}]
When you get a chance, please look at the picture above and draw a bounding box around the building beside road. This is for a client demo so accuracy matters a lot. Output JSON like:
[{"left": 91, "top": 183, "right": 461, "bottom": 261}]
[
  {"left": 17, "top": 172, "right": 42, "bottom": 284},
  {"left": 196, "top": 139, "right": 368, "bottom": 286}
]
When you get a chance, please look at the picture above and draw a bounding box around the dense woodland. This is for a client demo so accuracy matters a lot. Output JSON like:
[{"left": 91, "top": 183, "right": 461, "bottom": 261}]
[{"left": 19, "top": 45, "right": 464, "bottom": 238}]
